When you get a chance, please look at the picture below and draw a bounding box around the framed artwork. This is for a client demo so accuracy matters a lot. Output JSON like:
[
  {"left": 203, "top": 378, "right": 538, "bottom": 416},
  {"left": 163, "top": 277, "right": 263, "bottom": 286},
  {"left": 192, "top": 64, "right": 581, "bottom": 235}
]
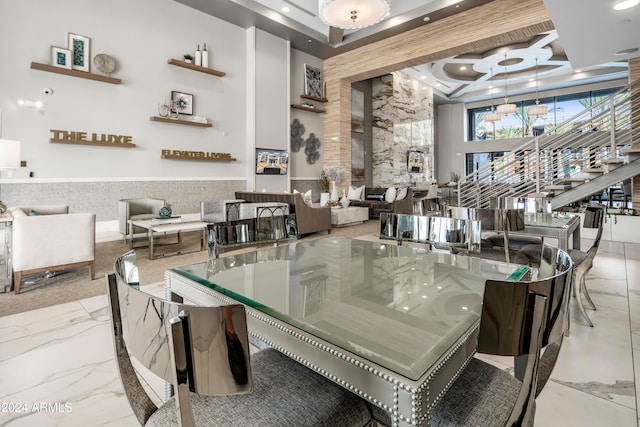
[
  {"left": 50, "top": 46, "right": 72, "bottom": 69},
  {"left": 67, "top": 33, "right": 90, "bottom": 72},
  {"left": 171, "top": 91, "right": 194, "bottom": 115},
  {"left": 408, "top": 150, "right": 425, "bottom": 174},
  {"left": 304, "top": 64, "right": 322, "bottom": 98},
  {"left": 351, "top": 88, "right": 365, "bottom": 133}
]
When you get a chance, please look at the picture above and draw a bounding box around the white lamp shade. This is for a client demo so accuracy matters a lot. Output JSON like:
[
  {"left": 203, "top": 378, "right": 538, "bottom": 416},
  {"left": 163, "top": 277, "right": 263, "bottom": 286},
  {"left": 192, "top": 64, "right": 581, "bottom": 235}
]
[
  {"left": 319, "top": 0, "right": 390, "bottom": 29},
  {"left": 485, "top": 111, "right": 501, "bottom": 123},
  {"left": 497, "top": 103, "right": 517, "bottom": 115},
  {"left": 0, "top": 139, "right": 21, "bottom": 171},
  {"left": 528, "top": 104, "right": 548, "bottom": 118}
]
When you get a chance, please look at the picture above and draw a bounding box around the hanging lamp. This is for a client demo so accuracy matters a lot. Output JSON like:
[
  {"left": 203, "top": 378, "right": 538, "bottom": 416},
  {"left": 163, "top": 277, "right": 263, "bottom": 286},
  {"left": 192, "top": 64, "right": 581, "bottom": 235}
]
[
  {"left": 496, "top": 54, "right": 517, "bottom": 115},
  {"left": 527, "top": 58, "right": 548, "bottom": 118},
  {"left": 485, "top": 67, "right": 501, "bottom": 123},
  {"left": 318, "top": 0, "right": 390, "bottom": 30}
]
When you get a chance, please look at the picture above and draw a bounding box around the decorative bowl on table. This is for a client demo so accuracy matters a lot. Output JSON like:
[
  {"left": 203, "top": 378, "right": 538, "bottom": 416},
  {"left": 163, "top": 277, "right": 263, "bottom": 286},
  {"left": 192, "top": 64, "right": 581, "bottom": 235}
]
[{"left": 158, "top": 206, "right": 172, "bottom": 218}]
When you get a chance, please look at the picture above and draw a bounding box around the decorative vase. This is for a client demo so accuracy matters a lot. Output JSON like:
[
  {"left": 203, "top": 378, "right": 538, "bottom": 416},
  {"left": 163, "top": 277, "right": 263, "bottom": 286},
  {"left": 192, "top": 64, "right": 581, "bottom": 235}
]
[
  {"left": 330, "top": 181, "right": 338, "bottom": 202},
  {"left": 320, "top": 192, "right": 330, "bottom": 207},
  {"left": 158, "top": 103, "right": 170, "bottom": 117},
  {"left": 340, "top": 189, "right": 350, "bottom": 209}
]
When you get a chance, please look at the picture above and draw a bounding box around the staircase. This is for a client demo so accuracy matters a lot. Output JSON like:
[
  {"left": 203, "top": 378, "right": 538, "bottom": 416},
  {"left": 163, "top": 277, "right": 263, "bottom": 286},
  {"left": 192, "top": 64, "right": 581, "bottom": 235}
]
[{"left": 457, "top": 79, "right": 640, "bottom": 210}]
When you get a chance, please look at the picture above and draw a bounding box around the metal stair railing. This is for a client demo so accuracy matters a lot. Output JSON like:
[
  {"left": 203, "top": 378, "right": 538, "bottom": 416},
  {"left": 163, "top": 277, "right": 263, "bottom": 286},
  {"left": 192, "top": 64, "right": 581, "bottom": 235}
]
[{"left": 457, "top": 79, "right": 640, "bottom": 208}]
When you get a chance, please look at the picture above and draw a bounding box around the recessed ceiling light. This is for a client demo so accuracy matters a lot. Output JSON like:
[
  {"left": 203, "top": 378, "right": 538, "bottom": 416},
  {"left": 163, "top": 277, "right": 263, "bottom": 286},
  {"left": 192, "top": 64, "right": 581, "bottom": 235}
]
[
  {"left": 421, "top": 75, "right": 426, "bottom": 79},
  {"left": 459, "top": 66, "right": 466, "bottom": 70},
  {"left": 615, "top": 47, "right": 639, "bottom": 55},
  {"left": 528, "top": 78, "right": 534, "bottom": 82},
  {"left": 614, "top": 0, "right": 639, "bottom": 10},
  {"left": 488, "top": 84, "right": 493, "bottom": 89},
  {"left": 575, "top": 69, "right": 582, "bottom": 73},
  {"left": 281, "top": 6, "right": 289, "bottom": 12},
  {"left": 423, "top": 16, "right": 431, "bottom": 22},
  {"left": 308, "top": 39, "right": 312, "bottom": 43}
]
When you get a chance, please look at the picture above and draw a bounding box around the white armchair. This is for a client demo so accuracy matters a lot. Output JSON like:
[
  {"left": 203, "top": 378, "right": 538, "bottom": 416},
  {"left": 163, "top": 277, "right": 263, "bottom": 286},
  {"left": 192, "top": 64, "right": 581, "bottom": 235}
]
[
  {"left": 118, "top": 198, "right": 167, "bottom": 242},
  {"left": 10, "top": 205, "right": 96, "bottom": 294},
  {"left": 200, "top": 199, "right": 244, "bottom": 223}
]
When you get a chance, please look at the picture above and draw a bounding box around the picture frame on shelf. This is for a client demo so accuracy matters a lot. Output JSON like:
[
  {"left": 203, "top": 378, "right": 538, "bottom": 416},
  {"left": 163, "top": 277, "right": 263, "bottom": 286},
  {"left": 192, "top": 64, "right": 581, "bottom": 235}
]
[
  {"left": 171, "top": 91, "right": 194, "bottom": 115},
  {"left": 303, "top": 64, "right": 322, "bottom": 98},
  {"left": 50, "top": 46, "right": 72, "bottom": 69},
  {"left": 67, "top": 33, "right": 91, "bottom": 72}
]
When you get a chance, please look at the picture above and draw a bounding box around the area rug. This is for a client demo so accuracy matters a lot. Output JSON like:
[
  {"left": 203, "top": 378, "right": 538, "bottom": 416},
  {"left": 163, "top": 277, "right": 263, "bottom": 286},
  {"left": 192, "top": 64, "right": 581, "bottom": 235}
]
[{"left": 0, "top": 220, "right": 379, "bottom": 317}]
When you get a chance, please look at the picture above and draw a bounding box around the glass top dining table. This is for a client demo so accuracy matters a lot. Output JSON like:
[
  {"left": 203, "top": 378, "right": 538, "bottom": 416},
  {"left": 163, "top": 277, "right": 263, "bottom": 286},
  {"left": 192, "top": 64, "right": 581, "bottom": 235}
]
[
  {"left": 168, "top": 237, "right": 529, "bottom": 381},
  {"left": 520, "top": 212, "right": 581, "bottom": 251}
]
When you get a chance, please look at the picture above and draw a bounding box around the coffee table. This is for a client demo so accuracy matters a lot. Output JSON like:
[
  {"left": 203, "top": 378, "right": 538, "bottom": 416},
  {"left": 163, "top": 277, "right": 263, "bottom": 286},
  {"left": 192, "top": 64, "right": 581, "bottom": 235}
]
[
  {"left": 330, "top": 206, "right": 369, "bottom": 227},
  {"left": 129, "top": 214, "right": 207, "bottom": 260}
]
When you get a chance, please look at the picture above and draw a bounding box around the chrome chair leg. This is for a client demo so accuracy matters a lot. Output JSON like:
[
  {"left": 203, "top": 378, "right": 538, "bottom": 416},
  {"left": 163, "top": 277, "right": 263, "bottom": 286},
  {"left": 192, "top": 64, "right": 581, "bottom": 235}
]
[
  {"left": 581, "top": 276, "right": 597, "bottom": 310},
  {"left": 574, "top": 272, "right": 594, "bottom": 327}
]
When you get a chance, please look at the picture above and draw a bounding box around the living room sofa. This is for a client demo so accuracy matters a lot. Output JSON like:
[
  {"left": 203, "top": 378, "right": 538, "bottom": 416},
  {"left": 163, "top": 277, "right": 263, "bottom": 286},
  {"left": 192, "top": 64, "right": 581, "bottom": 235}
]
[
  {"left": 10, "top": 205, "right": 96, "bottom": 294},
  {"left": 235, "top": 191, "right": 331, "bottom": 236},
  {"left": 349, "top": 187, "right": 413, "bottom": 218}
]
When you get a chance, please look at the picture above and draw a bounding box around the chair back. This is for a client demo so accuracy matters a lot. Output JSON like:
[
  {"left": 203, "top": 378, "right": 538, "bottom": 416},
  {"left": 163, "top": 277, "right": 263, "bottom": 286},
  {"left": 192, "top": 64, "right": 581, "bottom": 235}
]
[
  {"left": 379, "top": 213, "right": 481, "bottom": 252},
  {"left": 107, "top": 253, "right": 253, "bottom": 425},
  {"left": 477, "top": 244, "right": 572, "bottom": 424},
  {"left": 425, "top": 184, "right": 439, "bottom": 199},
  {"left": 495, "top": 196, "right": 552, "bottom": 215}
]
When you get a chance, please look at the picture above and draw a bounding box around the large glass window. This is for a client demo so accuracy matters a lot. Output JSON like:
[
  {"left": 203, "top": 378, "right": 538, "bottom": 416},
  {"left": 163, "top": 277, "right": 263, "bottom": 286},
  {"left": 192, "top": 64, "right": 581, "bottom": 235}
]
[{"left": 468, "top": 88, "right": 620, "bottom": 141}]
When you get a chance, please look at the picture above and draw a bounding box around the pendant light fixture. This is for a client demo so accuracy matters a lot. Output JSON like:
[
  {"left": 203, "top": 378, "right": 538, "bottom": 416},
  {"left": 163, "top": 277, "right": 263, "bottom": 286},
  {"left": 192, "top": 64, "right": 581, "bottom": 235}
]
[
  {"left": 527, "top": 58, "right": 548, "bottom": 118},
  {"left": 496, "top": 54, "right": 517, "bottom": 116},
  {"left": 485, "top": 67, "right": 501, "bottom": 123},
  {"left": 319, "top": 0, "right": 391, "bottom": 30}
]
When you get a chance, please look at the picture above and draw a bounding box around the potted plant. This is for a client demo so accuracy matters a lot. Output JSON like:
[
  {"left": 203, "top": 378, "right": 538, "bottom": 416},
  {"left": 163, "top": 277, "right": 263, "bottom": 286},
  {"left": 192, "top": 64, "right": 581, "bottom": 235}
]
[
  {"left": 319, "top": 169, "right": 330, "bottom": 207},
  {"left": 183, "top": 54, "right": 193, "bottom": 63},
  {"left": 448, "top": 172, "right": 461, "bottom": 186}
]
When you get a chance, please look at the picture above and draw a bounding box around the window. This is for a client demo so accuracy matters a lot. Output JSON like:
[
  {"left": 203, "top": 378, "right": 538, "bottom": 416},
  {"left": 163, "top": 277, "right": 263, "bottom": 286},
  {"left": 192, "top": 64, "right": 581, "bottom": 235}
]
[{"left": 468, "top": 88, "right": 620, "bottom": 142}]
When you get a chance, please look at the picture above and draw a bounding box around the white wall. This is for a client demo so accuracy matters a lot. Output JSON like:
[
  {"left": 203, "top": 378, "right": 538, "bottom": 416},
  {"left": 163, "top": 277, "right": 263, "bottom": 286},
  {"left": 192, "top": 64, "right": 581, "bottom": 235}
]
[
  {"left": 253, "top": 29, "right": 290, "bottom": 192},
  {"left": 0, "top": 0, "right": 247, "bottom": 179},
  {"left": 289, "top": 49, "right": 324, "bottom": 181}
]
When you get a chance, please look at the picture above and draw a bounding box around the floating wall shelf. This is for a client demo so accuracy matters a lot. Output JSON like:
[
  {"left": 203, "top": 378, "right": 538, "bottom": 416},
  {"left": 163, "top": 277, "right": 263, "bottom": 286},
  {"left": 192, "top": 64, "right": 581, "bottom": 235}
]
[
  {"left": 150, "top": 116, "right": 212, "bottom": 127},
  {"left": 167, "top": 59, "right": 226, "bottom": 77},
  {"left": 30, "top": 62, "right": 122, "bottom": 84},
  {"left": 291, "top": 104, "right": 325, "bottom": 113},
  {"left": 50, "top": 138, "right": 136, "bottom": 148},
  {"left": 161, "top": 153, "right": 236, "bottom": 162},
  {"left": 300, "top": 94, "right": 328, "bottom": 103}
]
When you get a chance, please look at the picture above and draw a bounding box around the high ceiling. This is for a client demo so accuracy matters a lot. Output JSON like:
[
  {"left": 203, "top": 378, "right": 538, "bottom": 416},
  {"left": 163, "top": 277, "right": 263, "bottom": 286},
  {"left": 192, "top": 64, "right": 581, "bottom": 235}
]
[{"left": 176, "top": 0, "right": 639, "bottom": 102}]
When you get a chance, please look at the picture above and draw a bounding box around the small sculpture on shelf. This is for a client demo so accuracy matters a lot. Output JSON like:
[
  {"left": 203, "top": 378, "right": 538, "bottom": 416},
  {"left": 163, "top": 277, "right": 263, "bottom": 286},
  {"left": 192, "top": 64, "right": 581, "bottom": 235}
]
[{"left": 158, "top": 100, "right": 171, "bottom": 118}]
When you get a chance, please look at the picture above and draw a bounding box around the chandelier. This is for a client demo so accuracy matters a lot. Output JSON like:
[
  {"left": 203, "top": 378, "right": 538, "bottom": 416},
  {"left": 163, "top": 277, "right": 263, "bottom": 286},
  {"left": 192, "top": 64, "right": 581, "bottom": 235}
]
[
  {"left": 319, "top": 0, "right": 390, "bottom": 30},
  {"left": 527, "top": 58, "right": 548, "bottom": 118},
  {"left": 496, "top": 54, "right": 517, "bottom": 116},
  {"left": 485, "top": 68, "right": 501, "bottom": 123}
]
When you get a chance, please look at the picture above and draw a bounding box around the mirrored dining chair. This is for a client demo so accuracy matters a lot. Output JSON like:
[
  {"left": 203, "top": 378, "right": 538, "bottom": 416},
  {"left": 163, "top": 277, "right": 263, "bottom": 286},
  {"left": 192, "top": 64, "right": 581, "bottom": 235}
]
[
  {"left": 107, "top": 253, "right": 373, "bottom": 427},
  {"left": 518, "top": 204, "right": 604, "bottom": 328},
  {"left": 432, "top": 245, "right": 572, "bottom": 425}
]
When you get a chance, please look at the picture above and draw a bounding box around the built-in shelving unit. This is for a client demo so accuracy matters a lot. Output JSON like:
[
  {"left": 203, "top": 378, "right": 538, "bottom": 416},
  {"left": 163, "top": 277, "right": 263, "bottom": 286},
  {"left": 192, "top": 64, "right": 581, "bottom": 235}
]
[
  {"left": 167, "top": 59, "right": 226, "bottom": 77},
  {"left": 150, "top": 116, "right": 212, "bottom": 128},
  {"left": 30, "top": 62, "right": 122, "bottom": 84},
  {"left": 50, "top": 138, "right": 136, "bottom": 148},
  {"left": 291, "top": 93, "right": 328, "bottom": 113}
]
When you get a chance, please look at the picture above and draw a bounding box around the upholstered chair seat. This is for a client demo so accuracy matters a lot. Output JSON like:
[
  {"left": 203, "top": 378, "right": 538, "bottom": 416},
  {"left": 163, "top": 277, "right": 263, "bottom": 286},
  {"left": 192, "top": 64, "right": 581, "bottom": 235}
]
[
  {"left": 432, "top": 358, "right": 534, "bottom": 427},
  {"left": 486, "top": 233, "right": 543, "bottom": 250},
  {"left": 147, "top": 348, "right": 372, "bottom": 427}
]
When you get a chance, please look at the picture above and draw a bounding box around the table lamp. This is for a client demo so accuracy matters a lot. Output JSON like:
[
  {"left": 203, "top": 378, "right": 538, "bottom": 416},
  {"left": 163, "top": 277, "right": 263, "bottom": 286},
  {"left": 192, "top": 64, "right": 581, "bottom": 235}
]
[{"left": 0, "top": 138, "right": 21, "bottom": 213}]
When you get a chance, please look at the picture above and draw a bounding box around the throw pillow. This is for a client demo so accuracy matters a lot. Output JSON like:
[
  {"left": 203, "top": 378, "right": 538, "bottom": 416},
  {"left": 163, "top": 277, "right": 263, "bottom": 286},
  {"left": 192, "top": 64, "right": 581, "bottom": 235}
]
[
  {"left": 303, "top": 190, "right": 312, "bottom": 206},
  {"left": 347, "top": 185, "right": 362, "bottom": 200},
  {"left": 357, "top": 185, "right": 365, "bottom": 200},
  {"left": 385, "top": 187, "right": 397, "bottom": 203},
  {"left": 396, "top": 187, "right": 408, "bottom": 201}
]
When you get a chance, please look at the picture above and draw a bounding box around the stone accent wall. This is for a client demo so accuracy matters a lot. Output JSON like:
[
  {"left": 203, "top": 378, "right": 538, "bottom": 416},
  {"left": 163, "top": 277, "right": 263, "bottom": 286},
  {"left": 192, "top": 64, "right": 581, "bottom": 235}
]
[
  {"left": 371, "top": 72, "right": 434, "bottom": 187},
  {"left": 1, "top": 179, "right": 246, "bottom": 221}
]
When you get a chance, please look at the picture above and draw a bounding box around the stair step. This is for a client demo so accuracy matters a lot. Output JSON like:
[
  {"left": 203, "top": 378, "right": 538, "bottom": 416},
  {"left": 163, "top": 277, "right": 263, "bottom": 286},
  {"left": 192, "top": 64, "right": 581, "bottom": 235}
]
[
  {"left": 527, "top": 192, "right": 551, "bottom": 198},
  {"left": 544, "top": 185, "right": 571, "bottom": 191},
  {"left": 559, "top": 177, "right": 588, "bottom": 182},
  {"left": 622, "top": 148, "right": 640, "bottom": 160},
  {"left": 583, "top": 168, "right": 606, "bottom": 174},
  {"left": 602, "top": 157, "right": 625, "bottom": 164}
]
